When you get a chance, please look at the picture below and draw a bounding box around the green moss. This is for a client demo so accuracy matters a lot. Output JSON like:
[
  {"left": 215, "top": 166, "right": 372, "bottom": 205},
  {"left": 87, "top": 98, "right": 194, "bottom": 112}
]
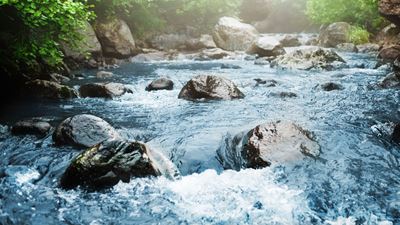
[{"left": 347, "top": 26, "right": 370, "bottom": 45}]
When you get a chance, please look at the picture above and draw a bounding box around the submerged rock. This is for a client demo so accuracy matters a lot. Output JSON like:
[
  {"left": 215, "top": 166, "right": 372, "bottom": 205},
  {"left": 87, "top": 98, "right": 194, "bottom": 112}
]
[
  {"left": 146, "top": 78, "right": 174, "bottom": 91},
  {"left": 79, "top": 83, "right": 131, "bottom": 98},
  {"left": 319, "top": 22, "right": 351, "bottom": 47},
  {"left": 24, "top": 80, "right": 78, "bottom": 99},
  {"left": 213, "top": 17, "right": 258, "bottom": 51},
  {"left": 11, "top": 119, "right": 52, "bottom": 137},
  {"left": 247, "top": 36, "right": 286, "bottom": 57},
  {"left": 60, "top": 139, "right": 180, "bottom": 189},
  {"left": 254, "top": 79, "right": 277, "bottom": 87},
  {"left": 53, "top": 114, "right": 121, "bottom": 148},
  {"left": 320, "top": 82, "right": 344, "bottom": 91},
  {"left": 379, "top": 72, "right": 400, "bottom": 88},
  {"left": 217, "top": 121, "right": 320, "bottom": 170},
  {"left": 271, "top": 47, "right": 346, "bottom": 70},
  {"left": 178, "top": 75, "right": 244, "bottom": 101}
]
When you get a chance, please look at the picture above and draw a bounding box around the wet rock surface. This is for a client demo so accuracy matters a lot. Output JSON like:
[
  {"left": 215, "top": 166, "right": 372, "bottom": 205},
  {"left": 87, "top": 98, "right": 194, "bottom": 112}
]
[
  {"left": 146, "top": 78, "right": 174, "bottom": 91},
  {"left": 53, "top": 114, "right": 121, "bottom": 148},
  {"left": 24, "top": 80, "right": 78, "bottom": 99},
  {"left": 178, "top": 75, "right": 244, "bottom": 101},
  {"left": 379, "top": 72, "right": 400, "bottom": 88},
  {"left": 79, "top": 83, "right": 131, "bottom": 98},
  {"left": 60, "top": 139, "right": 180, "bottom": 189},
  {"left": 320, "top": 82, "right": 344, "bottom": 91},
  {"left": 217, "top": 121, "right": 321, "bottom": 170},
  {"left": 271, "top": 47, "right": 346, "bottom": 70}
]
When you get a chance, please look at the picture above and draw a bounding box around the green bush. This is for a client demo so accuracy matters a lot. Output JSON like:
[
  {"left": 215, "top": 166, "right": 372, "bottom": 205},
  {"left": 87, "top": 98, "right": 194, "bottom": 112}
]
[
  {"left": 306, "top": 0, "right": 385, "bottom": 32},
  {"left": 347, "top": 26, "right": 370, "bottom": 45},
  {"left": 0, "top": 0, "right": 94, "bottom": 72}
]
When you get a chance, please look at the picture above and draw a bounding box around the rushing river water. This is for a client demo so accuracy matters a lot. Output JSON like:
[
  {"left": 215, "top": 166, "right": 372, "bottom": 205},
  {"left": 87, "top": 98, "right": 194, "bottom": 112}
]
[{"left": 0, "top": 46, "right": 399, "bottom": 225}]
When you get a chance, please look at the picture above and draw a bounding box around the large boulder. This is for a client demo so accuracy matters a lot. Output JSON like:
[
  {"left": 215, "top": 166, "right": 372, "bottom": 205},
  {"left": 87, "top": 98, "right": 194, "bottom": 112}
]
[
  {"left": 217, "top": 121, "right": 320, "bottom": 170},
  {"left": 95, "top": 19, "right": 136, "bottom": 58},
  {"left": 53, "top": 114, "right": 121, "bottom": 148},
  {"left": 271, "top": 47, "right": 346, "bottom": 70},
  {"left": 213, "top": 17, "right": 259, "bottom": 51},
  {"left": 319, "top": 22, "right": 351, "bottom": 47},
  {"left": 378, "top": 45, "right": 400, "bottom": 63},
  {"left": 24, "top": 80, "right": 78, "bottom": 99},
  {"left": 11, "top": 119, "right": 52, "bottom": 137},
  {"left": 79, "top": 83, "right": 131, "bottom": 98},
  {"left": 178, "top": 75, "right": 244, "bottom": 101},
  {"left": 62, "top": 21, "right": 102, "bottom": 61},
  {"left": 247, "top": 36, "right": 286, "bottom": 57},
  {"left": 379, "top": 72, "right": 400, "bottom": 88},
  {"left": 60, "top": 139, "right": 180, "bottom": 189},
  {"left": 146, "top": 78, "right": 174, "bottom": 91},
  {"left": 379, "top": 0, "right": 400, "bottom": 27}
]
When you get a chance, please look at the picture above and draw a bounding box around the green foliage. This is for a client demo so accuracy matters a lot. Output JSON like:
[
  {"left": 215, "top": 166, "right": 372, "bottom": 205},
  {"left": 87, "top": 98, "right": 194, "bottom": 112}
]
[
  {"left": 306, "top": 0, "right": 385, "bottom": 31},
  {"left": 91, "top": 0, "right": 241, "bottom": 37},
  {"left": 0, "top": 0, "right": 94, "bottom": 70},
  {"left": 347, "top": 26, "right": 370, "bottom": 45}
]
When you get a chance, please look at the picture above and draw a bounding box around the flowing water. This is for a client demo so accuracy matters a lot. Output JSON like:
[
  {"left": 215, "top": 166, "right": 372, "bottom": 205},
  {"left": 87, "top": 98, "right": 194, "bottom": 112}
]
[{"left": 0, "top": 45, "right": 399, "bottom": 224}]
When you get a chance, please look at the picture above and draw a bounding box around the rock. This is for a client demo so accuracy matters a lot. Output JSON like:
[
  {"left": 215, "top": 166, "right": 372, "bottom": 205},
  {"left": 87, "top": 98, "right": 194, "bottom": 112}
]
[
  {"left": 11, "top": 119, "right": 51, "bottom": 137},
  {"left": 95, "top": 19, "right": 136, "bottom": 58},
  {"left": 146, "top": 78, "right": 174, "bottom": 91},
  {"left": 254, "top": 79, "right": 277, "bottom": 87},
  {"left": 198, "top": 48, "right": 231, "bottom": 60},
  {"left": 130, "top": 51, "right": 168, "bottom": 62},
  {"left": 280, "top": 35, "right": 301, "bottom": 47},
  {"left": 79, "top": 83, "right": 131, "bottom": 98},
  {"left": 60, "top": 139, "right": 180, "bottom": 189},
  {"left": 217, "top": 121, "right": 320, "bottom": 170},
  {"left": 379, "top": 0, "right": 400, "bottom": 27},
  {"left": 49, "top": 73, "right": 71, "bottom": 84},
  {"left": 53, "top": 114, "right": 121, "bottom": 148},
  {"left": 178, "top": 75, "right": 245, "bottom": 101},
  {"left": 213, "top": 17, "right": 259, "bottom": 51},
  {"left": 247, "top": 36, "right": 286, "bottom": 57},
  {"left": 393, "top": 123, "right": 400, "bottom": 143},
  {"left": 96, "top": 71, "right": 114, "bottom": 79},
  {"left": 271, "top": 47, "right": 346, "bottom": 70},
  {"left": 305, "top": 36, "right": 319, "bottom": 46},
  {"left": 319, "top": 22, "right": 351, "bottom": 47},
  {"left": 149, "top": 34, "right": 190, "bottom": 51},
  {"left": 336, "top": 43, "right": 358, "bottom": 52},
  {"left": 254, "top": 57, "right": 273, "bottom": 65},
  {"left": 198, "top": 34, "right": 217, "bottom": 49},
  {"left": 357, "top": 43, "right": 381, "bottom": 53},
  {"left": 378, "top": 45, "right": 400, "bottom": 63},
  {"left": 321, "top": 82, "right": 344, "bottom": 91},
  {"left": 62, "top": 21, "right": 102, "bottom": 61},
  {"left": 379, "top": 72, "right": 400, "bottom": 88},
  {"left": 24, "top": 80, "right": 78, "bottom": 99}
]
